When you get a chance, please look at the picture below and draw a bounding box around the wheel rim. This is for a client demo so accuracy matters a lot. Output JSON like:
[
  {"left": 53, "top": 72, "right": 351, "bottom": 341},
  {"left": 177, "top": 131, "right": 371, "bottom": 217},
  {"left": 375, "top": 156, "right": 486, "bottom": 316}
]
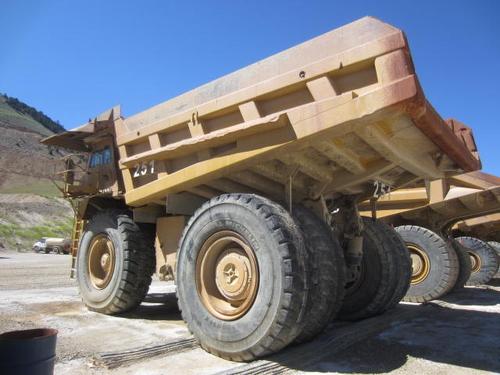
[
  {"left": 88, "top": 234, "right": 115, "bottom": 289},
  {"left": 407, "top": 244, "right": 431, "bottom": 285},
  {"left": 345, "top": 262, "right": 365, "bottom": 296},
  {"left": 196, "top": 230, "right": 259, "bottom": 321},
  {"left": 469, "top": 252, "right": 481, "bottom": 273}
]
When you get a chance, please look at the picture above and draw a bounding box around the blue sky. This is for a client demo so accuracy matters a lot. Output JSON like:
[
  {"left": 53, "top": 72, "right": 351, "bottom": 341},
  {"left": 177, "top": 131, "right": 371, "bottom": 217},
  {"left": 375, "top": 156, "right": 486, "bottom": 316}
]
[{"left": 1, "top": 1, "right": 499, "bottom": 175}]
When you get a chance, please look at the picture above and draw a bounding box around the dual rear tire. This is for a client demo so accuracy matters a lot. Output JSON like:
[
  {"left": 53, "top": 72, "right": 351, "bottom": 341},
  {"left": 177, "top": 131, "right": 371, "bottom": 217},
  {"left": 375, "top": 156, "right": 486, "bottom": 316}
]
[
  {"left": 339, "top": 218, "right": 411, "bottom": 320},
  {"left": 176, "top": 195, "right": 410, "bottom": 360},
  {"left": 176, "top": 195, "right": 350, "bottom": 360}
]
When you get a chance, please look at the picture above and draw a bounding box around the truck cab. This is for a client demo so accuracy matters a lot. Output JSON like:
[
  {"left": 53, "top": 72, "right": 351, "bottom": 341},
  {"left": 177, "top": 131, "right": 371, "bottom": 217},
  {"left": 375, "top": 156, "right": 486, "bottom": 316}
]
[{"left": 44, "top": 107, "right": 123, "bottom": 199}]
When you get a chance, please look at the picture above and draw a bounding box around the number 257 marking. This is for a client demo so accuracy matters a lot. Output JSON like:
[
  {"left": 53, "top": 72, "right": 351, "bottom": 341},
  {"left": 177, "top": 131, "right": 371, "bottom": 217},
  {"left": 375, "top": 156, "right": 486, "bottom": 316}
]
[{"left": 133, "top": 160, "right": 155, "bottom": 178}]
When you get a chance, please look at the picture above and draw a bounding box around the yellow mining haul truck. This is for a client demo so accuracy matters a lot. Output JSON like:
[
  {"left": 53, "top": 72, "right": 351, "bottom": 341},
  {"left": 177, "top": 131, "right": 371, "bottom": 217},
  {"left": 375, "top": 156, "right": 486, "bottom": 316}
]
[
  {"left": 360, "top": 172, "right": 500, "bottom": 303},
  {"left": 42, "top": 17, "right": 480, "bottom": 360}
]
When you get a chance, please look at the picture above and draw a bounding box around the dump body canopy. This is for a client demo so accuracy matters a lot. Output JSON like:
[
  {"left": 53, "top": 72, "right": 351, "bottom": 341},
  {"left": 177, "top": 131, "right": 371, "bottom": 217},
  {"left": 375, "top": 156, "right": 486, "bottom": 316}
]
[
  {"left": 363, "top": 172, "right": 500, "bottom": 232},
  {"left": 453, "top": 213, "right": 500, "bottom": 242},
  {"left": 43, "top": 17, "right": 481, "bottom": 207}
]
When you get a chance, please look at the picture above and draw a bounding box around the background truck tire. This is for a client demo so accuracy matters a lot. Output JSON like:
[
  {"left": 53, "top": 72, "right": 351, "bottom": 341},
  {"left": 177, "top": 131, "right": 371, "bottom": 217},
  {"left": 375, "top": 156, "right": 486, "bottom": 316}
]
[
  {"left": 338, "top": 218, "right": 407, "bottom": 321},
  {"left": 76, "top": 210, "right": 155, "bottom": 315},
  {"left": 396, "top": 225, "right": 459, "bottom": 303},
  {"left": 449, "top": 239, "right": 472, "bottom": 292},
  {"left": 456, "top": 237, "right": 499, "bottom": 286},
  {"left": 488, "top": 241, "right": 500, "bottom": 277},
  {"left": 488, "top": 241, "right": 500, "bottom": 256},
  {"left": 176, "top": 194, "right": 308, "bottom": 361},
  {"left": 292, "top": 205, "right": 345, "bottom": 343}
]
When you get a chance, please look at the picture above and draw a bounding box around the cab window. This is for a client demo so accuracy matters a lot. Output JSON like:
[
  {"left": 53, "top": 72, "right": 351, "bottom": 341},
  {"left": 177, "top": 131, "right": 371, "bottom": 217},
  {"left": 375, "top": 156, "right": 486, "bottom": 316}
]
[{"left": 89, "top": 147, "right": 112, "bottom": 168}]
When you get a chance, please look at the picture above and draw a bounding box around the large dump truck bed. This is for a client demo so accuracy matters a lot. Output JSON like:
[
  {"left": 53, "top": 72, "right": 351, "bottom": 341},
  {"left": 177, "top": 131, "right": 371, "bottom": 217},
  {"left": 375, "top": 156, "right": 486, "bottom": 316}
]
[
  {"left": 115, "top": 17, "right": 479, "bottom": 206},
  {"left": 44, "top": 17, "right": 480, "bottom": 207},
  {"left": 453, "top": 213, "right": 500, "bottom": 242},
  {"left": 360, "top": 172, "right": 500, "bottom": 231}
]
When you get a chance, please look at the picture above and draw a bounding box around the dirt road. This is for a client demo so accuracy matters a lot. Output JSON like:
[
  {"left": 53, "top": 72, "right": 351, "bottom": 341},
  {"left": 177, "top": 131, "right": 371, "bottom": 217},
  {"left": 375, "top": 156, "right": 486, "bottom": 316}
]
[{"left": 1, "top": 250, "right": 499, "bottom": 374}]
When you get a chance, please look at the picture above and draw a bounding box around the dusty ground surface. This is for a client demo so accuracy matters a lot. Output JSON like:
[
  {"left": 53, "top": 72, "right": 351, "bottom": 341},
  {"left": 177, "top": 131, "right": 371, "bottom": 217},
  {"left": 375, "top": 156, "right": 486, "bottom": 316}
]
[{"left": 1, "top": 249, "right": 499, "bottom": 375}]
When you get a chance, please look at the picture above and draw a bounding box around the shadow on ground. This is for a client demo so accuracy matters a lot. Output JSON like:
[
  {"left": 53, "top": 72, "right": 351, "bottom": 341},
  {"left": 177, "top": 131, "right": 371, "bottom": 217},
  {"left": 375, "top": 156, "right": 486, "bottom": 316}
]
[
  {"left": 254, "top": 286, "right": 500, "bottom": 374},
  {"left": 121, "top": 292, "right": 181, "bottom": 321},
  {"left": 437, "top": 285, "right": 500, "bottom": 306},
  {"left": 487, "top": 278, "right": 500, "bottom": 287},
  {"left": 311, "top": 307, "right": 498, "bottom": 373},
  {"left": 116, "top": 282, "right": 500, "bottom": 374}
]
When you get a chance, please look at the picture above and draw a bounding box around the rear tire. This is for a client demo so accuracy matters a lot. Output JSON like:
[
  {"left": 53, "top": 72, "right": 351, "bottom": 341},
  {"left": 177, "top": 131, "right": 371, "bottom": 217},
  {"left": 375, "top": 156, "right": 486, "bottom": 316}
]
[
  {"left": 449, "top": 239, "right": 472, "bottom": 292},
  {"left": 378, "top": 223, "right": 412, "bottom": 310},
  {"left": 176, "top": 194, "right": 308, "bottom": 361},
  {"left": 338, "top": 218, "right": 409, "bottom": 320},
  {"left": 77, "top": 210, "right": 155, "bottom": 314},
  {"left": 456, "top": 237, "right": 499, "bottom": 286},
  {"left": 396, "top": 226, "right": 459, "bottom": 303},
  {"left": 292, "top": 206, "right": 345, "bottom": 343}
]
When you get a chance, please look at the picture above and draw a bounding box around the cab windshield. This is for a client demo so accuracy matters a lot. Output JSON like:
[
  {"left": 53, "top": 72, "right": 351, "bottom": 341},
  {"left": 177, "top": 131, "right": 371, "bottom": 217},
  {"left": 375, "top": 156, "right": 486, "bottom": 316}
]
[{"left": 89, "top": 147, "right": 112, "bottom": 168}]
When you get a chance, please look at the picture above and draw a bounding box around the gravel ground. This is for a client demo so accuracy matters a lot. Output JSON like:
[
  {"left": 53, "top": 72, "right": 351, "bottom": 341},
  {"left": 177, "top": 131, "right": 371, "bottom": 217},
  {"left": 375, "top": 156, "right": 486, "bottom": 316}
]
[{"left": 1, "top": 250, "right": 499, "bottom": 374}]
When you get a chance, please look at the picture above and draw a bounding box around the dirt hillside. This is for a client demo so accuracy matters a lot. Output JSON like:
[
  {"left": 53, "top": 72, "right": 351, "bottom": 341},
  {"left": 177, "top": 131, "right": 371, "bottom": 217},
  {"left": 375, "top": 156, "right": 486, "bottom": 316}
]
[{"left": 0, "top": 94, "right": 73, "bottom": 251}]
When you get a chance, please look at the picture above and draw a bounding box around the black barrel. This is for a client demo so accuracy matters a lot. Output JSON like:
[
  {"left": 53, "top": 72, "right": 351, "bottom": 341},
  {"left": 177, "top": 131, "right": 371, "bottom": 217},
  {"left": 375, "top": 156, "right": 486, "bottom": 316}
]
[{"left": 0, "top": 328, "right": 58, "bottom": 375}]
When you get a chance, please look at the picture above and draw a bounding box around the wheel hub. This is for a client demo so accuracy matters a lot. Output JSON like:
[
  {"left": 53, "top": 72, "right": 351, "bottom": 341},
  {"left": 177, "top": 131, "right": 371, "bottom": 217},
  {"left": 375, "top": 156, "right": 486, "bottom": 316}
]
[
  {"left": 196, "top": 231, "right": 259, "bottom": 321},
  {"left": 469, "top": 252, "right": 481, "bottom": 273},
  {"left": 215, "top": 249, "right": 253, "bottom": 302},
  {"left": 407, "top": 244, "right": 430, "bottom": 285},
  {"left": 88, "top": 234, "right": 115, "bottom": 290}
]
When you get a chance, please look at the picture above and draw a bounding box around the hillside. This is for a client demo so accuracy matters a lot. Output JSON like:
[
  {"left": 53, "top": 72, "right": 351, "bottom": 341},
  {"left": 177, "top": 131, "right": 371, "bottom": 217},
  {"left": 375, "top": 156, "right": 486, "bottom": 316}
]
[
  {"left": 0, "top": 94, "right": 65, "bottom": 135},
  {"left": 0, "top": 94, "right": 67, "bottom": 196},
  {"left": 0, "top": 94, "right": 73, "bottom": 251}
]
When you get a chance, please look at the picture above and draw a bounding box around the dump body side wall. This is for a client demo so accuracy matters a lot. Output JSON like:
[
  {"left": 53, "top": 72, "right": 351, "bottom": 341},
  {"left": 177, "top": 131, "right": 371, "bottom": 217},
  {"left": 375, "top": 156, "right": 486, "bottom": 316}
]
[{"left": 114, "top": 18, "right": 479, "bottom": 207}]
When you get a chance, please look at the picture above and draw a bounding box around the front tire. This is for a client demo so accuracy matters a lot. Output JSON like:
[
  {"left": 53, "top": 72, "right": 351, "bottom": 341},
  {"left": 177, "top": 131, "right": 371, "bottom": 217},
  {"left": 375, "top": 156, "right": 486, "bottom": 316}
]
[
  {"left": 176, "top": 194, "right": 308, "bottom": 361},
  {"left": 77, "top": 210, "right": 155, "bottom": 314}
]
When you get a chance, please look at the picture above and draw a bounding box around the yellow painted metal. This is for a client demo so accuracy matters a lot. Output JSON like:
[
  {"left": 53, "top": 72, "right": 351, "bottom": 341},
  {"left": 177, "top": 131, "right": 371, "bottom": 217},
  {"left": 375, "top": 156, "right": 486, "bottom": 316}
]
[
  {"left": 453, "top": 213, "right": 500, "bottom": 242},
  {"left": 69, "top": 218, "right": 85, "bottom": 279},
  {"left": 468, "top": 251, "right": 482, "bottom": 273},
  {"left": 360, "top": 171, "right": 500, "bottom": 233},
  {"left": 195, "top": 231, "right": 259, "bottom": 320},
  {"left": 41, "top": 17, "right": 480, "bottom": 209},
  {"left": 407, "top": 244, "right": 431, "bottom": 285},
  {"left": 87, "top": 234, "right": 116, "bottom": 290}
]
